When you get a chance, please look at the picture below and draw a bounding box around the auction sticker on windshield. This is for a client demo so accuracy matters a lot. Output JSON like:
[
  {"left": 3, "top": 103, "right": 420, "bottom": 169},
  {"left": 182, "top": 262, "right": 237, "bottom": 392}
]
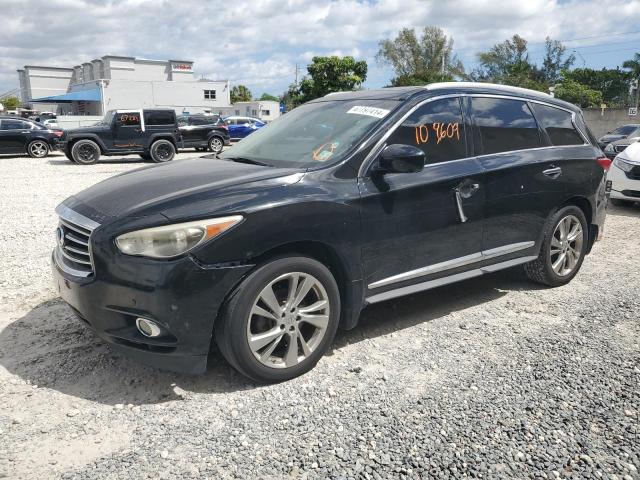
[{"left": 346, "top": 106, "right": 390, "bottom": 118}]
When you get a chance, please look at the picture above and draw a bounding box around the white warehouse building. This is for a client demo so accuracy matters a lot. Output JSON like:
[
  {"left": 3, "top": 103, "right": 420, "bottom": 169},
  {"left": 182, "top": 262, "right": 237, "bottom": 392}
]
[{"left": 18, "top": 56, "right": 231, "bottom": 116}]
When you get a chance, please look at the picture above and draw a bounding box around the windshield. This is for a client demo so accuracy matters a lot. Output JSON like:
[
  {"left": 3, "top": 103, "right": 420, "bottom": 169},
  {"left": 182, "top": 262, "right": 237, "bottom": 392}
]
[
  {"left": 612, "top": 125, "right": 640, "bottom": 136},
  {"left": 96, "top": 110, "right": 115, "bottom": 126},
  {"left": 220, "top": 99, "right": 399, "bottom": 167}
]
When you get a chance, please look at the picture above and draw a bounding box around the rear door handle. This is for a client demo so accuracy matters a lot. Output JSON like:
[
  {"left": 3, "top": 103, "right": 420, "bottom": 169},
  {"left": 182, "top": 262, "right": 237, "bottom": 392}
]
[{"left": 543, "top": 166, "right": 562, "bottom": 179}]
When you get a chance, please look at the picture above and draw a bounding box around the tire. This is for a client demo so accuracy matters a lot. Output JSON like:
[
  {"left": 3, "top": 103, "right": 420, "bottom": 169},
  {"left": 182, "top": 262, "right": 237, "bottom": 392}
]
[
  {"left": 208, "top": 136, "right": 224, "bottom": 154},
  {"left": 27, "top": 140, "right": 50, "bottom": 158},
  {"left": 215, "top": 256, "right": 341, "bottom": 383},
  {"left": 609, "top": 198, "right": 634, "bottom": 207},
  {"left": 139, "top": 152, "right": 152, "bottom": 161},
  {"left": 71, "top": 139, "right": 101, "bottom": 165},
  {"left": 149, "top": 139, "right": 175, "bottom": 163},
  {"left": 524, "top": 205, "right": 588, "bottom": 287}
]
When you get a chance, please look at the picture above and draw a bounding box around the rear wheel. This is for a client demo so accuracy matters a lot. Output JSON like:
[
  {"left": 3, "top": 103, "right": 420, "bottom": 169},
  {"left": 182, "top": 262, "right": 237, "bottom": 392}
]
[
  {"left": 208, "top": 136, "right": 224, "bottom": 154},
  {"left": 215, "top": 256, "right": 340, "bottom": 383},
  {"left": 150, "top": 139, "right": 175, "bottom": 163},
  {"left": 71, "top": 139, "right": 100, "bottom": 165},
  {"left": 139, "top": 152, "right": 152, "bottom": 161},
  {"left": 524, "top": 206, "right": 588, "bottom": 287},
  {"left": 64, "top": 150, "right": 75, "bottom": 162},
  {"left": 27, "top": 140, "right": 49, "bottom": 158}
]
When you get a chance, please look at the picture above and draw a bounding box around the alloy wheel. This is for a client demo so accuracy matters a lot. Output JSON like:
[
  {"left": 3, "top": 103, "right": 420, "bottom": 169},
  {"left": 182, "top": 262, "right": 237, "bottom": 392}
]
[
  {"left": 155, "top": 143, "right": 173, "bottom": 161},
  {"left": 29, "top": 141, "right": 48, "bottom": 158},
  {"left": 209, "top": 138, "right": 223, "bottom": 153},
  {"left": 78, "top": 144, "right": 97, "bottom": 162},
  {"left": 550, "top": 214, "right": 584, "bottom": 276},
  {"left": 246, "top": 272, "right": 330, "bottom": 369}
]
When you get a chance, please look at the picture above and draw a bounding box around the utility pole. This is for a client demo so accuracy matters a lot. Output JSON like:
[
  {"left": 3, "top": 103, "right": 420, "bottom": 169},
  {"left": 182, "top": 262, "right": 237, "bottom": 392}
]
[{"left": 294, "top": 64, "right": 300, "bottom": 87}]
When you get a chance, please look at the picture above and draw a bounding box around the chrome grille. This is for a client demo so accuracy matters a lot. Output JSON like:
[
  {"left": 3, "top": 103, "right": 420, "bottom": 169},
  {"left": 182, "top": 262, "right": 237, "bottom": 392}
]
[{"left": 55, "top": 205, "right": 99, "bottom": 277}]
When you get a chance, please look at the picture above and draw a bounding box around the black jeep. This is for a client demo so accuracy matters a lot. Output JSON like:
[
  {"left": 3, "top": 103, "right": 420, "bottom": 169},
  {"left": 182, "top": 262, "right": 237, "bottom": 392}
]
[{"left": 62, "top": 109, "right": 181, "bottom": 165}]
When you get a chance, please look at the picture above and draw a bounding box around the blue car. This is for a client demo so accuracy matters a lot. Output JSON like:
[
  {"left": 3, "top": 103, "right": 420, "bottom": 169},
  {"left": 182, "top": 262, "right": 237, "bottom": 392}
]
[{"left": 223, "top": 116, "right": 265, "bottom": 140}]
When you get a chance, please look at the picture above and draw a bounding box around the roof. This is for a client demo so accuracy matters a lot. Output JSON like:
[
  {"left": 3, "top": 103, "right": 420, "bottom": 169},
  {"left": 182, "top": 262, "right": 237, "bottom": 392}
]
[{"left": 315, "top": 82, "right": 580, "bottom": 111}]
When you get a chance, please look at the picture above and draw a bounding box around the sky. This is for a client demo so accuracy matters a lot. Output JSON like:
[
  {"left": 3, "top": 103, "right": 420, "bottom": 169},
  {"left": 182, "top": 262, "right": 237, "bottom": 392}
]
[{"left": 1, "top": 0, "right": 639, "bottom": 98}]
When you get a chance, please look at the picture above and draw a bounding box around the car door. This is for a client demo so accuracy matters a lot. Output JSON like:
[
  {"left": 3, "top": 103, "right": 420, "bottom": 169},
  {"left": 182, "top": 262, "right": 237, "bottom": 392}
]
[
  {"left": 113, "top": 111, "right": 144, "bottom": 151},
  {"left": 357, "top": 96, "right": 485, "bottom": 298},
  {"left": 470, "top": 96, "right": 564, "bottom": 255},
  {"left": 179, "top": 117, "right": 203, "bottom": 146},
  {"left": 0, "top": 119, "right": 33, "bottom": 153},
  {"left": 235, "top": 118, "right": 253, "bottom": 138}
]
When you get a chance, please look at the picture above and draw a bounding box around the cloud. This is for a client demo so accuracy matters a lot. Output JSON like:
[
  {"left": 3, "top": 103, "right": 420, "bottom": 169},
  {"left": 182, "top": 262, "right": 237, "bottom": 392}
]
[{"left": 1, "top": 0, "right": 639, "bottom": 97}]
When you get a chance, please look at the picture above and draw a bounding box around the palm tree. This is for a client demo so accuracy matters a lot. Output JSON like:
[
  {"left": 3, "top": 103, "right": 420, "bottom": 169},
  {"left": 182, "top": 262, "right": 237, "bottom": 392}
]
[{"left": 622, "top": 53, "right": 640, "bottom": 79}]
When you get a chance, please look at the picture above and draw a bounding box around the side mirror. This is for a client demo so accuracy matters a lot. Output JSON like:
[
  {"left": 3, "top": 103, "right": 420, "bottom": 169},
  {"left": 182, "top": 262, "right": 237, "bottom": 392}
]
[{"left": 375, "top": 144, "right": 425, "bottom": 174}]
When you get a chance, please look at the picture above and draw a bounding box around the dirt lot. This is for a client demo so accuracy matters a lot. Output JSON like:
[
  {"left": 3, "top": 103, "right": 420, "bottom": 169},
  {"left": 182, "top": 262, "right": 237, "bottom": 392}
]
[{"left": 0, "top": 152, "right": 638, "bottom": 479}]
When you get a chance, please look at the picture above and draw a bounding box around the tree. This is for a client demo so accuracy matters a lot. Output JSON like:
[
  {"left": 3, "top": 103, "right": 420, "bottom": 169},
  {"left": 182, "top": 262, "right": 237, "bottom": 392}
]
[
  {"left": 230, "top": 85, "right": 252, "bottom": 103},
  {"left": 475, "top": 34, "right": 530, "bottom": 81},
  {"left": 622, "top": 52, "right": 640, "bottom": 79},
  {"left": 377, "top": 26, "right": 464, "bottom": 86},
  {"left": 258, "top": 93, "right": 279, "bottom": 102},
  {"left": 554, "top": 80, "right": 603, "bottom": 108},
  {"left": 296, "top": 56, "right": 367, "bottom": 103},
  {"left": 0, "top": 96, "right": 21, "bottom": 110},
  {"left": 541, "top": 37, "right": 575, "bottom": 84},
  {"left": 561, "top": 68, "right": 631, "bottom": 107}
]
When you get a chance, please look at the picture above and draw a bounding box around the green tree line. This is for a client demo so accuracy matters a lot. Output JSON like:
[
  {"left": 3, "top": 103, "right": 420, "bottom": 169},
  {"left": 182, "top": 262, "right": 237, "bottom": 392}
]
[{"left": 273, "top": 27, "right": 639, "bottom": 110}]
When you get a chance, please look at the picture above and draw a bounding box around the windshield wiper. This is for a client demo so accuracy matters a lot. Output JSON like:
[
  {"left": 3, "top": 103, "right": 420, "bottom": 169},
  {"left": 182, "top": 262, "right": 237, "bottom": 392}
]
[{"left": 223, "top": 156, "right": 271, "bottom": 167}]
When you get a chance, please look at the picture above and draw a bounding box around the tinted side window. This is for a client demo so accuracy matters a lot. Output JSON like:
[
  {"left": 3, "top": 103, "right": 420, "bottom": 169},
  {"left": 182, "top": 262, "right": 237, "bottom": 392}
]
[
  {"left": 386, "top": 97, "right": 466, "bottom": 164},
  {"left": 1, "top": 119, "right": 32, "bottom": 130},
  {"left": 117, "top": 112, "right": 141, "bottom": 127},
  {"left": 145, "top": 111, "right": 175, "bottom": 126},
  {"left": 472, "top": 98, "right": 540, "bottom": 154},
  {"left": 531, "top": 104, "right": 584, "bottom": 146}
]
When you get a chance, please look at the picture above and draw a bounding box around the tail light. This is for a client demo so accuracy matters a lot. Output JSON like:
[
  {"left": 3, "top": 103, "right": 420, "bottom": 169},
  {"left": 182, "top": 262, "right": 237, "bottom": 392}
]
[
  {"left": 597, "top": 157, "right": 612, "bottom": 171},
  {"left": 218, "top": 124, "right": 228, "bottom": 131},
  {"left": 50, "top": 130, "right": 64, "bottom": 137}
]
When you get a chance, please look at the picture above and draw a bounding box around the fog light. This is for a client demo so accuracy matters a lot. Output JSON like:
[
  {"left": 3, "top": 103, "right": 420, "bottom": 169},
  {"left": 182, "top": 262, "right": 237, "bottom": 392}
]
[{"left": 136, "top": 317, "right": 161, "bottom": 337}]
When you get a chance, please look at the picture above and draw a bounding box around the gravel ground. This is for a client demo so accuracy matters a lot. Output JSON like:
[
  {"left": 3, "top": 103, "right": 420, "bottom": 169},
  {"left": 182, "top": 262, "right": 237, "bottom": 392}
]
[{"left": 0, "top": 152, "right": 638, "bottom": 480}]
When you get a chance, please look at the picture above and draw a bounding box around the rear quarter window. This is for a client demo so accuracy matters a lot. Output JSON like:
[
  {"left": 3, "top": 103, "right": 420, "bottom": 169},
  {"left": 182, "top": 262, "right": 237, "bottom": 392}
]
[
  {"left": 531, "top": 103, "right": 585, "bottom": 146},
  {"left": 144, "top": 111, "right": 175, "bottom": 126}
]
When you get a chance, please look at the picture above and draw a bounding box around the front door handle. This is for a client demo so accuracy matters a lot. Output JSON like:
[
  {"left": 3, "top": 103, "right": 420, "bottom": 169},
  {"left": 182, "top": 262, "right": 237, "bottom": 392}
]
[
  {"left": 454, "top": 182, "right": 480, "bottom": 223},
  {"left": 543, "top": 166, "right": 562, "bottom": 179}
]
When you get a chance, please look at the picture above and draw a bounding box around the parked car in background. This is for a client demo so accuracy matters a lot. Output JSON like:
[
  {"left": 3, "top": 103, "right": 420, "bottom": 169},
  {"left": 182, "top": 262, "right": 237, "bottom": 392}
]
[
  {"left": 603, "top": 134, "right": 640, "bottom": 160},
  {"left": 598, "top": 124, "right": 640, "bottom": 149},
  {"left": 223, "top": 116, "right": 265, "bottom": 140},
  {"left": 177, "top": 114, "right": 230, "bottom": 153},
  {"left": 0, "top": 116, "right": 64, "bottom": 157},
  {"left": 52, "top": 83, "right": 608, "bottom": 382},
  {"left": 608, "top": 139, "right": 640, "bottom": 207},
  {"left": 42, "top": 118, "right": 60, "bottom": 129},
  {"left": 60, "top": 109, "right": 181, "bottom": 164}
]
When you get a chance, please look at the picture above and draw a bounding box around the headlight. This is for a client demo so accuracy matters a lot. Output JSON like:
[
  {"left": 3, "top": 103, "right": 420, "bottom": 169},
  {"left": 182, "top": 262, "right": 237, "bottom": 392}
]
[
  {"left": 613, "top": 157, "right": 634, "bottom": 172},
  {"left": 115, "top": 215, "right": 243, "bottom": 259},
  {"left": 604, "top": 143, "right": 614, "bottom": 153}
]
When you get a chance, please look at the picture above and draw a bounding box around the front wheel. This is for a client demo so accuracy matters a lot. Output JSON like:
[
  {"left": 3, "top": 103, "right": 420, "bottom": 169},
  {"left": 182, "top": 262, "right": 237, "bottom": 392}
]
[
  {"left": 208, "top": 136, "right": 224, "bottom": 154},
  {"left": 215, "top": 256, "right": 340, "bottom": 383},
  {"left": 27, "top": 140, "right": 50, "bottom": 158},
  {"left": 71, "top": 139, "right": 101, "bottom": 165},
  {"left": 139, "top": 152, "right": 152, "bottom": 161},
  {"left": 149, "top": 139, "right": 175, "bottom": 163},
  {"left": 524, "top": 206, "right": 588, "bottom": 287}
]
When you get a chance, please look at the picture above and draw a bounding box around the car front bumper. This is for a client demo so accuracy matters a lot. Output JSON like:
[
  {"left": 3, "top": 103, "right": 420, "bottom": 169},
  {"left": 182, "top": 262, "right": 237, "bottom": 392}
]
[
  {"left": 608, "top": 162, "right": 640, "bottom": 202},
  {"left": 51, "top": 249, "right": 253, "bottom": 374}
]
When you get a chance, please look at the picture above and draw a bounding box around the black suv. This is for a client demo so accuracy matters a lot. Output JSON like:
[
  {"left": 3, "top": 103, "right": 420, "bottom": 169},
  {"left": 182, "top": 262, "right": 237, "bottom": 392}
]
[
  {"left": 178, "top": 114, "right": 231, "bottom": 154},
  {"left": 52, "top": 83, "right": 608, "bottom": 382},
  {"left": 61, "top": 109, "right": 181, "bottom": 164},
  {"left": 0, "top": 116, "right": 65, "bottom": 158}
]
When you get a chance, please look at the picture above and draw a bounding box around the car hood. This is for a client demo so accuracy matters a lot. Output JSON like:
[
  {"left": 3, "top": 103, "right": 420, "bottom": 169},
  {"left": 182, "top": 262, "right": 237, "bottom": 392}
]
[
  {"left": 66, "top": 124, "right": 111, "bottom": 135},
  {"left": 62, "top": 157, "right": 302, "bottom": 222},
  {"left": 599, "top": 134, "right": 625, "bottom": 144}
]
